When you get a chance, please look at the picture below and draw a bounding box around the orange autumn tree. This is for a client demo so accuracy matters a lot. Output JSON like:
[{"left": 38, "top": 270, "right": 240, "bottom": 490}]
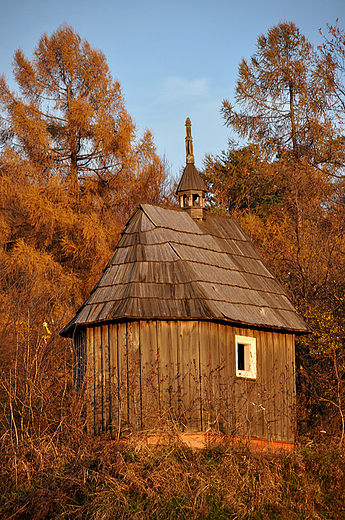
[
  {"left": 204, "top": 22, "right": 345, "bottom": 442},
  {"left": 0, "top": 25, "right": 167, "bottom": 438}
]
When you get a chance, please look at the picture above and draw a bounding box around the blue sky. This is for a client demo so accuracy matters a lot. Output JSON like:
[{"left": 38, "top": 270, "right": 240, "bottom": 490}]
[{"left": 0, "top": 0, "right": 344, "bottom": 176}]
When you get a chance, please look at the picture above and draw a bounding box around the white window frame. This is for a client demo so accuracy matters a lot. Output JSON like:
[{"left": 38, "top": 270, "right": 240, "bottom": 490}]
[{"left": 235, "top": 335, "right": 257, "bottom": 379}]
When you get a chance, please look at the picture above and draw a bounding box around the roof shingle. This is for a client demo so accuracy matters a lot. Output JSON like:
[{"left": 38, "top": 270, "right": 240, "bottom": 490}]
[{"left": 60, "top": 204, "right": 308, "bottom": 336}]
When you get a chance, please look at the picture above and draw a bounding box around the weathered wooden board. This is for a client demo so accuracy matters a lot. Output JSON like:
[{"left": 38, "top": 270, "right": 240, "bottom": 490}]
[
  {"left": 86, "top": 327, "right": 94, "bottom": 435},
  {"left": 84, "top": 320, "right": 296, "bottom": 443},
  {"left": 108, "top": 323, "right": 118, "bottom": 435},
  {"left": 179, "top": 321, "right": 200, "bottom": 431},
  {"left": 126, "top": 322, "right": 141, "bottom": 430},
  {"left": 140, "top": 320, "right": 159, "bottom": 430},
  {"left": 117, "top": 322, "right": 128, "bottom": 431}
]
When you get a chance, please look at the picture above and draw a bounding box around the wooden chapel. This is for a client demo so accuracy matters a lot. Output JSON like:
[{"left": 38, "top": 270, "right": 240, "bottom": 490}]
[{"left": 60, "top": 118, "right": 308, "bottom": 447}]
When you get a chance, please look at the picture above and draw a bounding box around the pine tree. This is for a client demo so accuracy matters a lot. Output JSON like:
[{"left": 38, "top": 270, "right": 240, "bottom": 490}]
[{"left": 203, "top": 143, "right": 278, "bottom": 215}]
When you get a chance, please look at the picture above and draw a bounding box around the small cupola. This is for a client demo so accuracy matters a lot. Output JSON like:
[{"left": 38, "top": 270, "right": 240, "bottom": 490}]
[{"left": 176, "top": 118, "right": 207, "bottom": 221}]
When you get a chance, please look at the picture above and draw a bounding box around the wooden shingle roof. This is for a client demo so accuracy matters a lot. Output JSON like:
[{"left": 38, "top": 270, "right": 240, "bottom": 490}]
[
  {"left": 176, "top": 163, "right": 207, "bottom": 193},
  {"left": 60, "top": 204, "right": 308, "bottom": 337}
]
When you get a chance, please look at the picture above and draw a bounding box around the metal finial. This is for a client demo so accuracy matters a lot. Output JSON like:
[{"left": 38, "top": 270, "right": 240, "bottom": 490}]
[{"left": 185, "top": 118, "right": 194, "bottom": 164}]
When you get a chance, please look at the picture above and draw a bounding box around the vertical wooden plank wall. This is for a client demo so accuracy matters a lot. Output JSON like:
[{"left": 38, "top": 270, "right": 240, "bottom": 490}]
[
  {"left": 108, "top": 323, "right": 118, "bottom": 435},
  {"left": 179, "top": 321, "right": 200, "bottom": 430},
  {"left": 286, "top": 333, "right": 296, "bottom": 440},
  {"left": 199, "top": 320, "right": 211, "bottom": 430},
  {"left": 84, "top": 320, "right": 296, "bottom": 443},
  {"left": 74, "top": 328, "right": 86, "bottom": 394},
  {"left": 220, "top": 323, "right": 234, "bottom": 432},
  {"left": 94, "top": 326, "right": 103, "bottom": 434},
  {"left": 140, "top": 320, "right": 159, "bottom": 429},
  {"left": 116, "top": 322, "right": 127, "bottom": 430},
  {"left": 130, "top": 322, "right": 142, "bottom": 430},
  {"left": 157, "top": 320, "right": 179, "bottom": 424},
  {"left": 86, "top": 328, "right": 94, "bottom": 435}
]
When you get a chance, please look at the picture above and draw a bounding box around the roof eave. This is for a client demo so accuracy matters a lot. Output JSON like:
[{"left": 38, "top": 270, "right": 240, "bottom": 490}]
[{"left": 60, "top": 314, "right": 310, "bottom": 338}]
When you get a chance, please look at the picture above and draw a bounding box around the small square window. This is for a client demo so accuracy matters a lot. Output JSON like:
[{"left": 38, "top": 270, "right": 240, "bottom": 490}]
[{"left": 235, "top": 335, "right": 256, "bottom": 379}]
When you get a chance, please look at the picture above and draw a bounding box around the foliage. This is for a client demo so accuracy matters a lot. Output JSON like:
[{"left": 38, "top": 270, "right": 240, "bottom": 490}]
[
  {"left": 0, "top": 25, "right": 169, "bottom": 284},
  {"left": 203, "top": 143, "right": 280, "bottom": 215},
  {"left": 0, "top": 24, "right": 135, "bottom": 196},
  {"left": 221, "top": 21, "right": 343, "bottom": 174},
  {"left": 319, "top": 22, "right": 345, "bottom": 131},
  {"left": 0, "top": 24, "right": 170, "bottom": 442},
  {"left": 203, "top": 21, "right": 345, "bottom": 444},
  {"left": 1, "top": 434, "right": 345, "bottom": 519}
]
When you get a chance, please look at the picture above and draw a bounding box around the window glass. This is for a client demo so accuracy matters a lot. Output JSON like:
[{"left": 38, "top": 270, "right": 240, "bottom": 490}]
[
  {"left": 237, "top": 343, "right": 245, "bottom": 371},
  {"left": 235, "top": 335, "right": 256, "bottom": 379}
]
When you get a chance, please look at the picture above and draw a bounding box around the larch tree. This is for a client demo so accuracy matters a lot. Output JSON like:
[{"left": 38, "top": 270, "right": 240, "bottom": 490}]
[
  {"left": 203, "top": 21, "right": 345, "bottom": 440},
  {"left": 0, "top": 23, "right": 167, "bottom": 289},
  {"left": 0, "top": 25, "right": 168, "bottom": 438},
  {"left": 318, "top": 22, "right": 345, "bottom": 174},
  {"left": 208, "top": 22, "right": 344, "bottom": 305},
  {"left": 319, "top": 23, "right": 345, "bottom": 123},
  {"left": 221, "top": 21, "right": 342, "bottom": 172},
  {"left": 0, "top": 24, "right": 136, "bottom": 197},
  {"left": 215, "top": 23, "right": 343, "bottom": 291}
]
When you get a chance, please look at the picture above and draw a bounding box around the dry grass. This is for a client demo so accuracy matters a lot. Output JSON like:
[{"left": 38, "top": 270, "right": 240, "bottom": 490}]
[{"left": 1, "top": 430, "right": 344, "bottom": 520}]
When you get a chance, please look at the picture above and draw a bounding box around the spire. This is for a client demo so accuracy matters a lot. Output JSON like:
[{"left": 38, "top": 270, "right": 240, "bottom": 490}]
[
  {"left": 177, "top": 118, "right": 207, "bottom": 221},
  {"left": 185, "top": 117, "right": 194, "bottom": 164}
]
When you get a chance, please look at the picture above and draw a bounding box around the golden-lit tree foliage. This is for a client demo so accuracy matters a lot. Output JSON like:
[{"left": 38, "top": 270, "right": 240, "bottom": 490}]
[
  {"left": 0, "top": 23, "right": 167, "bottom": 287},
  {"left": 204, "top": 22, "right": 345, "bottom": 442},
  {"left": 221, "top": 22, "right": 343, "bottom": 173},
  {"left": 0, "top": 24, "right": 135, "bottom": 195},
  {"left": 0, "top": 25, "right": 169, "bottom": 438},
  {"left": 319, "top": 23, "right": 345, "bottom": 130}
]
